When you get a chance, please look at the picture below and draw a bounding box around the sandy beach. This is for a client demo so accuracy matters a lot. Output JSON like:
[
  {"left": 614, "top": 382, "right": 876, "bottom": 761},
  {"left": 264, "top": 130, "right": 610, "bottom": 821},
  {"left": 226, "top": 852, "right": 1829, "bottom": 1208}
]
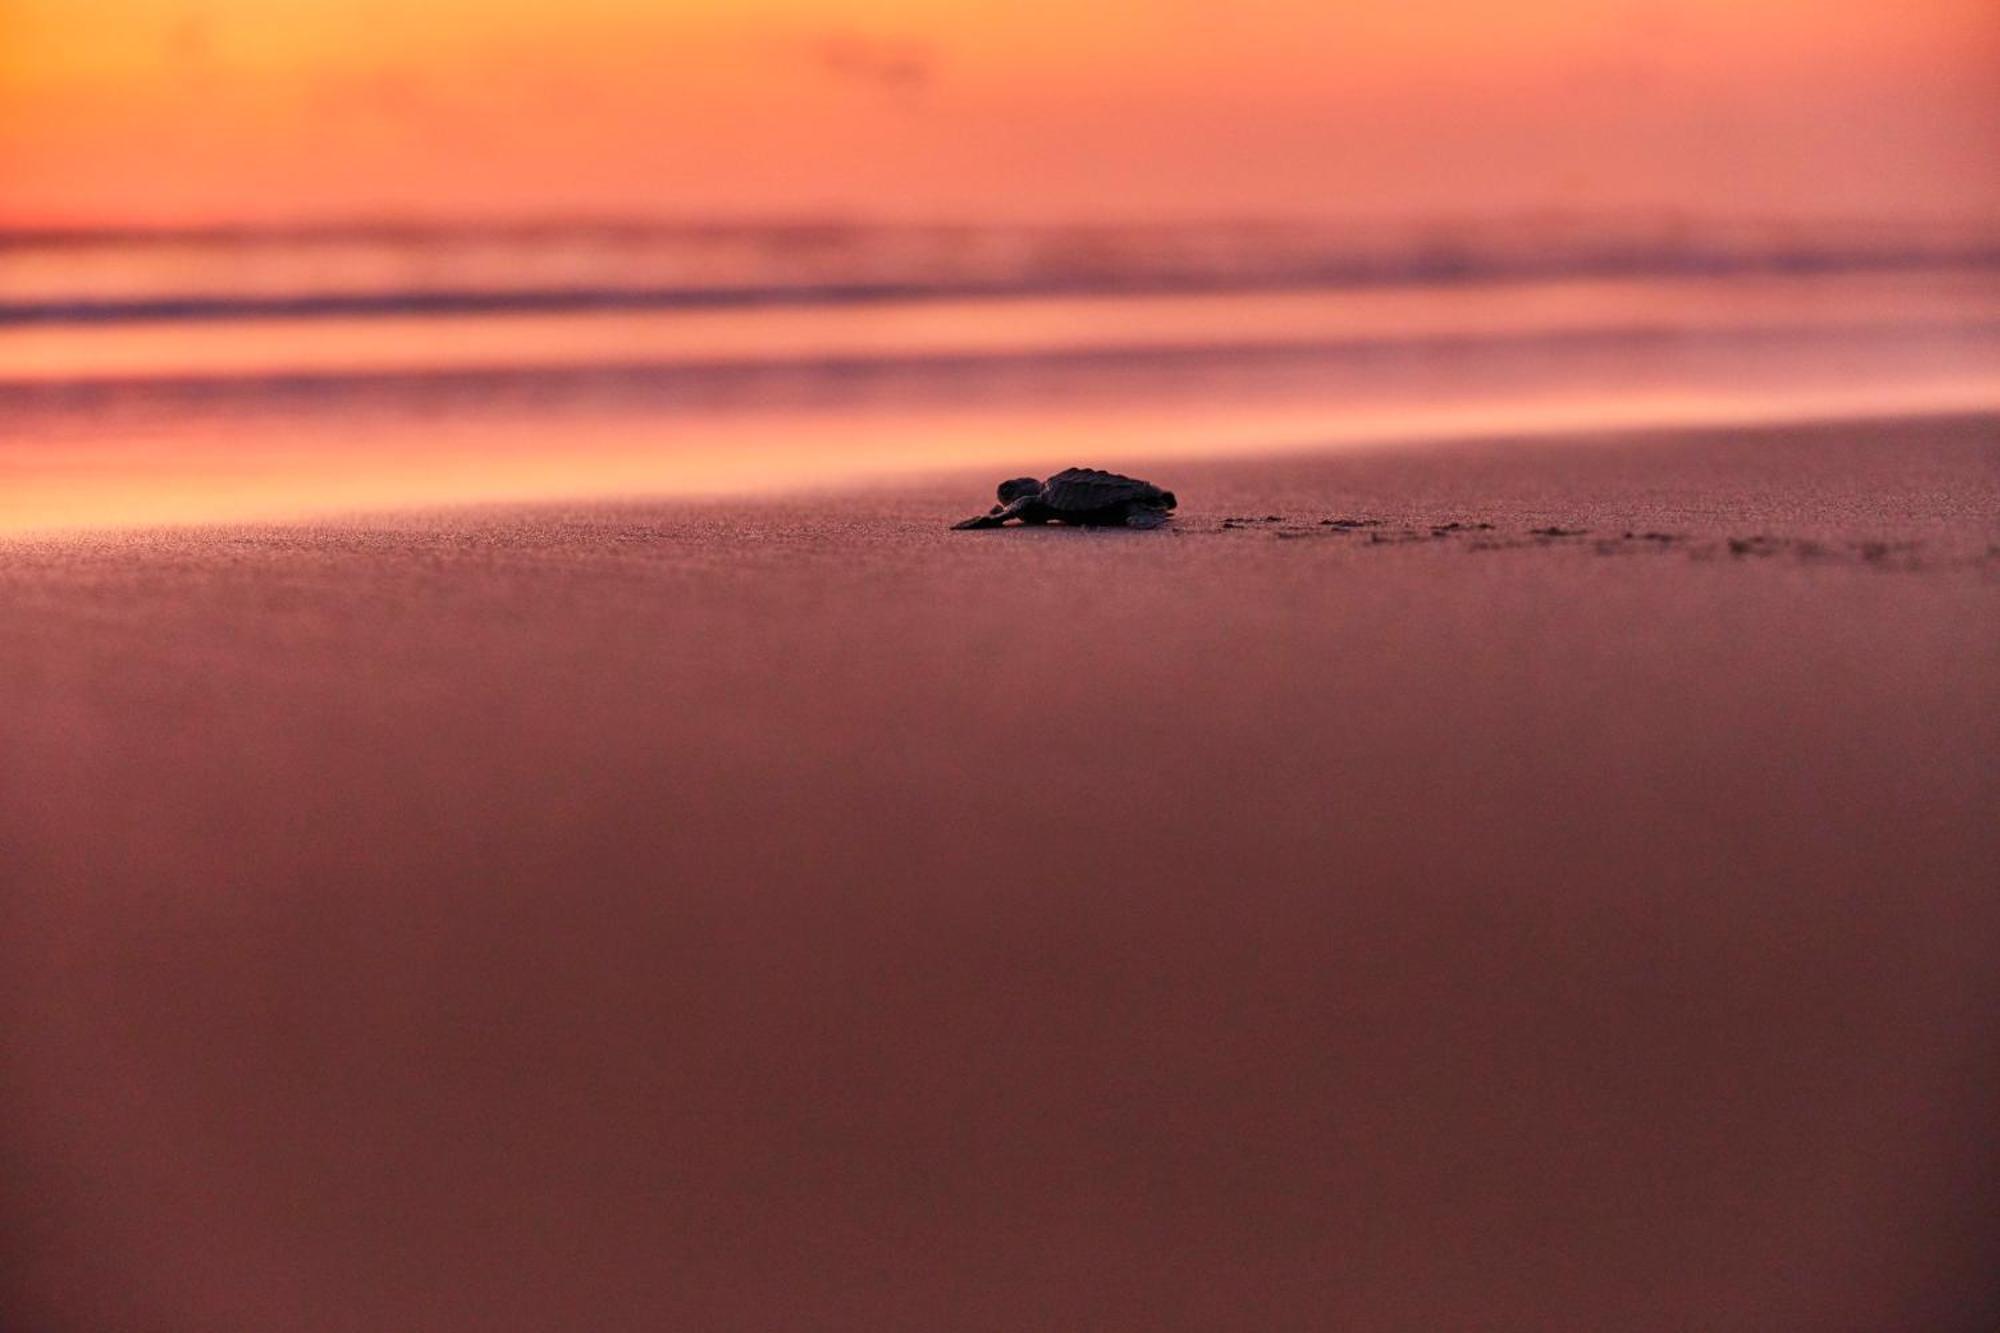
[{"left": 3, "top": 414, "right": 1997, "bottom": 1330}]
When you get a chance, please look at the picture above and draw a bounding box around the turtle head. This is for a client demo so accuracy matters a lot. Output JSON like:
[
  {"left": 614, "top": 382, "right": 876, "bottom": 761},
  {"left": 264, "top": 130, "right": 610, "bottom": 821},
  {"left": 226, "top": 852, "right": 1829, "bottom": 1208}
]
[
  {"left": 997, "top": 477, "right": 1042, "bottom": 504},
  {"left": 1160, "top": 490, "right": 1177, "bottom": 509}
]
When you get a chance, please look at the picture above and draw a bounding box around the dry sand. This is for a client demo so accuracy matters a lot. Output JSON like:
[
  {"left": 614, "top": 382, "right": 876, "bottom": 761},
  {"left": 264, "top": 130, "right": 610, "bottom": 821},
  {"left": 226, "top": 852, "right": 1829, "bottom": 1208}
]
[{"left": 3, "top": 414, "right": 1997, "bottom": 1331}]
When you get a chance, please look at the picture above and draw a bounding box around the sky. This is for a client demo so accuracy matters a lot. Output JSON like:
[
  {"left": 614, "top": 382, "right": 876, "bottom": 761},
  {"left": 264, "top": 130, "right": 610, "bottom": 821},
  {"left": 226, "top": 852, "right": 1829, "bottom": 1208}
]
[{"left": 2, "top": 0, "right": 1996, "bottom": 226}]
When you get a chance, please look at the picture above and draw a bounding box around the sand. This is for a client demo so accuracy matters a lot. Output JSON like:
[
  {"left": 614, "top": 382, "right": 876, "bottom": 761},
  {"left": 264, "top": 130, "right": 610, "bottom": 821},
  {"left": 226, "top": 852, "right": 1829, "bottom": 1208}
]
[{"left": 3, "top": 414, "right": 1997, "bottom": 1331}]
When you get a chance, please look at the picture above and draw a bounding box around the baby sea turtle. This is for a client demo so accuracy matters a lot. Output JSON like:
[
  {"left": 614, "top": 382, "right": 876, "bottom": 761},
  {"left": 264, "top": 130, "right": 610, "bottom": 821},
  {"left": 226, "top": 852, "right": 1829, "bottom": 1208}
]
[{"left": 952, "top": 468, "right": 1178, "bottom": 530}]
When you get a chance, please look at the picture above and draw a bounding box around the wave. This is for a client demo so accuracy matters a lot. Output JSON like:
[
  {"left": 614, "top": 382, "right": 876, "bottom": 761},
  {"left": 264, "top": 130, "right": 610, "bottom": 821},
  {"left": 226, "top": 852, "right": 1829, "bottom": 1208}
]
[
  {"left": 4, "top": 218, "right": 1996, "bottom": 327},
  {"left": 7, "top": 318, "right": 1993, "bottom": 414}
]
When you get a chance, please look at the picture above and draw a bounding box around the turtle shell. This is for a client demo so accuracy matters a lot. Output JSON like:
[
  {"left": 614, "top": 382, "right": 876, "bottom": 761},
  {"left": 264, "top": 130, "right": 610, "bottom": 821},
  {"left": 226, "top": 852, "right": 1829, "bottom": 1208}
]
[{"left": 1038, "top": 467, "right": 1170, "bottom": 514}]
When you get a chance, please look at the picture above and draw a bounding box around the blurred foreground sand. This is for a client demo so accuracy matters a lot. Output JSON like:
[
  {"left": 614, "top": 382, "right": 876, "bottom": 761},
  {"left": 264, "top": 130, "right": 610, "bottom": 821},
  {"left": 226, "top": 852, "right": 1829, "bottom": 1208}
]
[{"left": 3, "top": 416, "right": 1996, "bottom": 1330}]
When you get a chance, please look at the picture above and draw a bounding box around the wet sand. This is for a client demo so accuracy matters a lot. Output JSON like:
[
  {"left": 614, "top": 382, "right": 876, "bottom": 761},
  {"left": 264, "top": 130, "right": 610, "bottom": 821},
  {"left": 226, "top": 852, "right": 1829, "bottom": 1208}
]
[{"left": 3, "top": 414, "right": 1997, "bottom": 1330}]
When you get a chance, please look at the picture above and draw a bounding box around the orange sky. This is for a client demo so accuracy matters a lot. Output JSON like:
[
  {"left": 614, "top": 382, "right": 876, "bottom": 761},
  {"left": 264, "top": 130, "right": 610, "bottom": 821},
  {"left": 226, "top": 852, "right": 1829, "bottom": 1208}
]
[{"left": 3, "top": 0, "right": 1996, "bottom": 226}]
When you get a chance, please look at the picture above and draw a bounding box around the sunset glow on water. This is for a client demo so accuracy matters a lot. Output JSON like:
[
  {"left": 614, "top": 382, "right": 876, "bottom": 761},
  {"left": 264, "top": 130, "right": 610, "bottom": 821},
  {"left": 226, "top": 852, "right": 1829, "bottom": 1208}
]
[{"left": 3, "top": 232, "right": 1996, "bottom": 533}]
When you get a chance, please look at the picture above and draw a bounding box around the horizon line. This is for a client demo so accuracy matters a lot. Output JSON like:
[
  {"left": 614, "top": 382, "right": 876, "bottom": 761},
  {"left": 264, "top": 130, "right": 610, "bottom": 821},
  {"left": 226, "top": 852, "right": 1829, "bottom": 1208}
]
[{"left": 6, "top": 209, "right": 2000, "bottom": 250}]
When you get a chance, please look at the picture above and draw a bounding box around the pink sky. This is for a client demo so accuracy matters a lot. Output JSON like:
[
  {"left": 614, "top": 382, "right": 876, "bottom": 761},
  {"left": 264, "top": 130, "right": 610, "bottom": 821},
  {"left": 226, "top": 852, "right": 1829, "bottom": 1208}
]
[{"left": 3, "top": 1, "right": 1996, "bottom": 225}]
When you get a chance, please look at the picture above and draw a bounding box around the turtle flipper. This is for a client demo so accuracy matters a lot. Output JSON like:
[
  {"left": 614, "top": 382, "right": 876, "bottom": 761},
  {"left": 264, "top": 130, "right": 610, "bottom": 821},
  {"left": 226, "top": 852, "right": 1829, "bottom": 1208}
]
[
  {"left": 952, "top": 496, "right": 1036, "bottom": 530},
  {"left": 1124, "top": 506, "right": 1172, "bottom": 530}
]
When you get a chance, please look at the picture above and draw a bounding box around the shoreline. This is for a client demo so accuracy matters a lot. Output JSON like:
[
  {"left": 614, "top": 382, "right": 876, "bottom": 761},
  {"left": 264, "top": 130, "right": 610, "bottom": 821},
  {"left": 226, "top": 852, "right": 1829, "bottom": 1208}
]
[{"left": 3, "top": 403, "right": 1996, "bottom": 543}]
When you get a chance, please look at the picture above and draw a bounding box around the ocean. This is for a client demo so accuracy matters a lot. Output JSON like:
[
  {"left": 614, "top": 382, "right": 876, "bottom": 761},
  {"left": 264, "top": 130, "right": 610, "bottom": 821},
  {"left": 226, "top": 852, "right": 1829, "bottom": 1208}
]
[{"left": 3, "top": 218, "right": 1996, "bottom": 533}]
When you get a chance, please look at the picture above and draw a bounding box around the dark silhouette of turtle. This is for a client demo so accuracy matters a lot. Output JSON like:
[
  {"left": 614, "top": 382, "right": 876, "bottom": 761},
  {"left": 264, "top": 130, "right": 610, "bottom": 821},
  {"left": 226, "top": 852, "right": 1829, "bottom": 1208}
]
[{"left": 952, "top": 468, "right": 1178, "bottom": 530}]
